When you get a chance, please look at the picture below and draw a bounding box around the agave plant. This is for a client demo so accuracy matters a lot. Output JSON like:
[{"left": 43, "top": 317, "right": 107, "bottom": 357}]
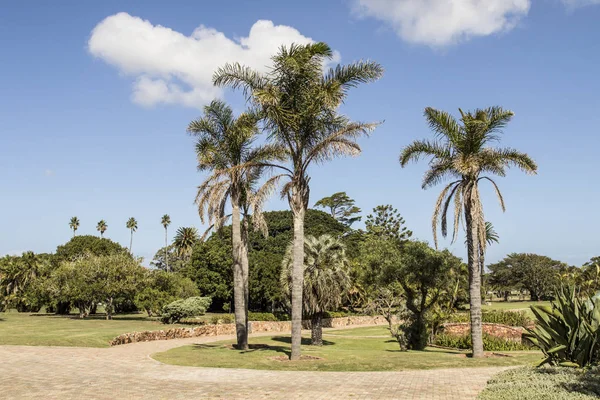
[{"left": 525, "top": 286, "right": 600, "bottom": 367}]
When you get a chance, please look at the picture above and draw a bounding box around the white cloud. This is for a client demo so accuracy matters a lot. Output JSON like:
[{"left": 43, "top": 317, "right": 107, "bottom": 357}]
[
  {"left": 352, "top": 0, "right": 531, "bottom": 47},
  {"left": 88, "top": 13, "right": 339, "bottom": 108},
  {"left": 560, "top": 0, "right": 600, "bottom": 8}
]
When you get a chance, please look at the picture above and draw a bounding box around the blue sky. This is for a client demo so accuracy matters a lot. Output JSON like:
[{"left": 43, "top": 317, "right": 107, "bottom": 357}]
[{"left": 1, "top": 0, "right": 599, "bottom": 266}]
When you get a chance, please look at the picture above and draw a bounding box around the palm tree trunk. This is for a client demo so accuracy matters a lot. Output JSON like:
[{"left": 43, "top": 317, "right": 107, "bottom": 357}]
[
  {"left": 129, "top": 231, "right": 133, "bottom": 253},
  {"left": 290, "top": 190, "right": 306, "bottom": 360},
  {"left": 465, "top": 200, "right": 484, "bottom": 358},
  {"left": 231, "top": 194, "right": 248, "bottom": 350},
  {"left": 311, "top": 312, "right": 323, "bottom": 346},
  {"left": 165, "top": 227, "right": 169, "bottom": 273},
  {"left": 241, "top": 217, "right": 250, "bottom": 338}
]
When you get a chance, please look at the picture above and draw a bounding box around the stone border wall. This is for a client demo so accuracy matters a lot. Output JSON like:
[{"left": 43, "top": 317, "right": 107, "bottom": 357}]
[
  {"left": 441, "top": 323, "right": 525, "bottom": 342},
  {"left": 110, "top": 315, "right": 388, "bottom": 346}
]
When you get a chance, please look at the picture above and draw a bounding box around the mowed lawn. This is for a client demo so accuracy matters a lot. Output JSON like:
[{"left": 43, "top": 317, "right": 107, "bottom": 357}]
[
  {"left": 482, "top": 300, "right": 551, "bottom": 318},
  {"left": 0, "top": 311, "right": 191, "bottom": 347},
  {"left": 153, "top": 325, "right": 543, "bottom": 372}
]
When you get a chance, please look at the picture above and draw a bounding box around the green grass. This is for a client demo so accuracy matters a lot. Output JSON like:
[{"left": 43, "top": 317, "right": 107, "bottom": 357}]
[
  {"left": 478, "top": 367, "right": 600, "bottom": 399},
  {"left": 0, "top": 310, "right": 193, "bottom": 347},
  {"left": 481, "top": 300, "right": 551, "bottom": 318},
  {"left": 152, "top": 326, "right": 543, "bottom": 372},
  {"left": 326, "top": 325, "right": 390, "bottom": 336}
]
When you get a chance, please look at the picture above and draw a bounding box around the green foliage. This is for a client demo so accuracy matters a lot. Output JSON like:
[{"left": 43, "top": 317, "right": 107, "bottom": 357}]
[
  {"left": 54, "top": 235, "right": 129, "bottom": 263},
  {"left": 248, "top": 312, "right": 278, "bottom": 321},
  {"left": 314, "top": 192, "right": 362, "bottom": 227},
  {"left": 209, "top": 314, "right": 234, "bottom": 325},
  {"left": 446, "top": 311, "right": 532, "bottom": 327},
  {"left": 434, "top": 333, "right": 533, "bottom": 351},
  {"left": 0, "top": 252, "right": 52, "bottom": 312},
  {"left": 150, "top": 245, "right": 186, "bottom": 273},
  {"left": 135, "top": 271, "right": 199, "bottom": 316},
  {"left": 161, "top": 297, "right": 212, "bottom": 324},
  {"left": 478, "top": 367, "right": 600, "bottom": 400},
  {"left": 172, "top": 227, "right": 199, "bottom": 261},
  {"left": 365, "top": 205, "right": 412, "bottom": 242},
  {"left": 525, "top": 286, "right": 600, "bottom": 367}
]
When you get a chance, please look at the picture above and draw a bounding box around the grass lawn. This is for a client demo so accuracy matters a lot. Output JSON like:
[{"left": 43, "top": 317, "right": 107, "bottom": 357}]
[
  {"left": 0, "top": 310, "right": 194, "bottom": 347},
  {"left": 152, "top": 326, "right": 543, "bottom": 372},
  {"left": 483, "top": 301, "right": 551, "bottom": 311},
  {"left": 478, "top": 367, "right": 600, "bottom": 399}
]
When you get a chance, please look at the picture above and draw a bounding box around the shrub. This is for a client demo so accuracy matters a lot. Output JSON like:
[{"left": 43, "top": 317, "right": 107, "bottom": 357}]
[
  {"left": 209, "top": 314, "right": 234, "bottom": 325},
  {"left": 525, "top": 286, "right": 600, "bottom": 367},
  {"left": 160, "top": 297, "right": 211, "bottom": 324},
  {"left": 446, "top": 311, "right": 531, "bottom": 327},
  {"left": 434, "top": 333, "right": 533, "bottom": 351},
  {"left": 248, "top": 312, "right": 278, "bottom": 321},
  {"left": 478, "top": 367, "right": 600, "bottom": 400}
]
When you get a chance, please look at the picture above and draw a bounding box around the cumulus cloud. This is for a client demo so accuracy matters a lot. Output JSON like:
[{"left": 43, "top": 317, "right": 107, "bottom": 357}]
[
  {"left": 352, "top": 0, "right": 531, "bottom": 47},
  {"left": 88, "top": 13, "right": 339, "bottom": 108}
]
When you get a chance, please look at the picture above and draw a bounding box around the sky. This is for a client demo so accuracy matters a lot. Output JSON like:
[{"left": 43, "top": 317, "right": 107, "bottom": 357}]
[{"left": 1, "top": 0, "right": 599, "bottom": 266}]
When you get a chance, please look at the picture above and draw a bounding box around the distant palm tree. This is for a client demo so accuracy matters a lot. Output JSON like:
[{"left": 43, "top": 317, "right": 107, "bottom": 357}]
[
  {"left": 126, "top": 217, "right": 138, "bottom": 253},
  {"left": 172, "top": 227, "right": 199, "bottom": 262},
  {"left": 399, "top": 106, "right": 537, "bottom": 358},
  {"left": 96, "top": 220, "right": 107, "bottom": 238},
  {"left": 189, "top": 99, "right": 283, "bottom": 350},
  {"left": 69, "top": 217, "right": 80, "bottom": 237},
  {"left": 161, "top": 214, "right": 171, "bottom": 272},
  {"left": 281, "top": 235, "right": 350, "bottom": 345},
  {"left": 214, "top": 42, "right": 382, "bottom": 359}
]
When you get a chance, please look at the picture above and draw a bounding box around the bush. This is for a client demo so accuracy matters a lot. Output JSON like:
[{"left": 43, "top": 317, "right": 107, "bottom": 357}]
[
  {"left": 446, "top": 311, "right": 531, "bottom": 327},
  {"left": 209, "top": 314, "right": 234, "bottom": 325},
  {"left": 248, "top": 312, "right": 278, "bottom": 321},
  {"left": 478, "top": 367, "right": 600, "bottom": 400},
  {"left": 434, "top": 333, "right": 533, "bottom": 351},
  {"left": 160, "top": 297, "right": 211, "bottom": 324}
]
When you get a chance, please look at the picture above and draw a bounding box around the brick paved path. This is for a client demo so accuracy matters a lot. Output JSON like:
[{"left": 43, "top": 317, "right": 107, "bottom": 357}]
[{"left": 0, "top": 330, "right": 507, "bottom": 399}]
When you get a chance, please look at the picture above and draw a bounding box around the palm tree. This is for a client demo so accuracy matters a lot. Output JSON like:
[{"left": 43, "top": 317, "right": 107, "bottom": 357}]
[
  {"left": 161, "top": 214, "right": 171, "bottom": 272},
  {"left": 281, "top": 235, "right": 350, "bottom": 346},
  {"left": 96, "top": 220, "right": 107, "bottom": 238},
  {"left": 69, "top": 217, "right": 80, "bottom": 237},
  {"left": 172, "top": 227, "right": 199, "bottom": 262},
  {"left": 189, "top": 100, "right": 282, "bottom": 350},
  {"left": 126, "top": 217, "right": 138, "bottom": 253},
  {"left": 399, "top": 106, "right": 537, "bottom": 358},
  {"left": 214, "top": 42, "right": 382, "bottom": 359}
]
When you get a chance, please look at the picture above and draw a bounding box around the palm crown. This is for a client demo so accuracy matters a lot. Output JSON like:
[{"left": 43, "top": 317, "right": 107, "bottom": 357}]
[
  {"left": 96, "top": 220, "right": 107, "bottom": 237},
  {"left": 126, "top": 218, "right": 137, "bottom": 232},
  {"left": 161, "top": 214, "right": 171, "bottom": 229},
  {"left": 173, "top": 227, "right": 199, "bottom": 260},
  {"left": 69, "top": 217, "right": 80, "bottom": 235}
]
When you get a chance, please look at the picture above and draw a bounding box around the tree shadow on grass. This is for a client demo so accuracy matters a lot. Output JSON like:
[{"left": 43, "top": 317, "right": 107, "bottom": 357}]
[
  {"left": 190, "top": 343, "right": 292, "bottom": 357},
  {"left": 270, "top": 336, "right": 335, "bottom": 346},
  {"left": 560, "top": 369, "right": 600, "bottom": 397}
]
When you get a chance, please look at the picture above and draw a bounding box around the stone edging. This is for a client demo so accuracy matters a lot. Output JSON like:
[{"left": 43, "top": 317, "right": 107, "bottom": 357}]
[{"left": 110, "top": 315, "right": 388, "bottom": 346}]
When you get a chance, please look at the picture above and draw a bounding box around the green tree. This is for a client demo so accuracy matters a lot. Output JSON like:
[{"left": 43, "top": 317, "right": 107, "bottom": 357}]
[
  {"left": 135, "top": 270, "right": 199, "bottom": 317},
  {"left": 188, "top": 99, "right": 281, "bottom": 350},
  {"left": 365, "top": 205, "right": 413, "bottom": 242},
  {"left": 55, "top": 235, "right": 129, "bottom": 262},
  {"left": 96, "top": 220, "right": 107, "bottom": 238},
  {"left": 214, "top": 42, "right": 382, "bottom": 359},
  {"left": 150, "top": 245, "right": 186, "bottom": 273},
  {"left": 161, "top": 214, "right": 171, "bottom": 272},
  {"left": 281, "top": 235, "right": 350, "bottom": 345},
  {"left": 69, "top": 216, "right": 80, "bottom": 237},
  {"left": 399, "top": 106, "right": 537, "bottom": 357},
  {"left": 126, "top": 217, "right": 138, "bottom": 253},
  {"left": 314, "top": 192, "right": 361, "bottom": 226},
  {"left": 0, "top": 252, "right": 50, "bottom": 312},
  {"left": 173, "top": 227, "right": 199, "bottom": 262}
]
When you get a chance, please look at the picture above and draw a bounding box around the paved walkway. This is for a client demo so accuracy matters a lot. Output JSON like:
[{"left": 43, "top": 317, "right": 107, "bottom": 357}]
[{"left": 0, "top": 329, "right": 507, "bottom": 399}]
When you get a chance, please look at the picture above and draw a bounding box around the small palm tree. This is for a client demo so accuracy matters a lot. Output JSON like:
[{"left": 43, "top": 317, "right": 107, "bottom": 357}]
[
  {"left": 126, "top": 217, "right": 138, "bottom": 253},
  {"left": 69, "top": 217, "right": 80, "bottom": 237},
  {"left": 399, "top": 106, "right": 537, "bottom": 358},
  {"left": 281, "top": 235, "right": 350, "bottom": 346},
  {"left": 172, "top": 227, "right": 199, "bottom": 262},
  {"left": 96, "top": 220, "right": 107, "bottom": 238},
  {"left": 215, "top": 42, "right": 382, "bottom": 359},
  {"left": 161, "top": 214, "right": 171, "bottom": 272}
]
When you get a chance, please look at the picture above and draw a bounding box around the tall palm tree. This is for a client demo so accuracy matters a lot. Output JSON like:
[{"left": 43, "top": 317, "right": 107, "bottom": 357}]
[
  {"left": 189, "top": 99, "right": 282, "bottom": 350},
  {"left": 214, "top": 42, "right": 382, "bottom": 359},
  {"left": 281, "top": 235, "right": 350, "bottom": 346},
  {"left": 69, "top": 217, "right": 80, "bottom": 237},
  {"left": 161, "top": 214, "right": 171, "bottom": 272},
  {"left": 172, "top": 227, "right": 199, "bottom": 262},
  {"left": 399, "top": 106, "right": 537, "bottom": 358},
  {"left": 126, "top": 217, "right": 138, "bottom": 253},
  {"left": 96, "top": 220, "right": 107, "bottom": 238}
]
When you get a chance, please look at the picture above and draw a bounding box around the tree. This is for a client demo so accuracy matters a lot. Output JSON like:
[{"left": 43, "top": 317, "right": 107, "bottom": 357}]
[
  {"left": 281, "top": 235, "right": 350, "bottom": 345},
  {"left": 399, "top": 106, "right": 538, "bottom": 357},
  {"left": 96, "top": 220, "right": 107, "bottom": 238},
  {"left": 214, "top": 42, "right": 382, "bottom": 359},
  {"left": 365, "top": 205, "right": 413, "bottom": 242},
  {"left": 150, "top": 245, "right": 186, "bottom": 273},
  {"left": 0, "top": 252, "right": 50, "bottom": 312},
  {"left": 314, "top": 192, "right": 362, "bottom": 226},
  {"left": 55, "top": 235, "right": 129, "bottom": 262},
  {"left": 126, "top": 217, "right": 138, "bottom": 253},
  {"left": 173, "top": 227, "right": 199, "bottom": 262},
  {"left": 161, "top": 214, "right": 171, "bottom": 272},
  {"left": 69, "top": 217, "right": 80, "bottom": 237},
  {"left": 135, "top": 270, "right": 199, "bottom": 317}
]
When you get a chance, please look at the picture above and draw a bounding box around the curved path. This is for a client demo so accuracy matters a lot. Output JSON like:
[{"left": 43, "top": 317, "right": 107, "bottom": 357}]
[{"left": 0, "top": 328, "right": 507, "bottom": 399}]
